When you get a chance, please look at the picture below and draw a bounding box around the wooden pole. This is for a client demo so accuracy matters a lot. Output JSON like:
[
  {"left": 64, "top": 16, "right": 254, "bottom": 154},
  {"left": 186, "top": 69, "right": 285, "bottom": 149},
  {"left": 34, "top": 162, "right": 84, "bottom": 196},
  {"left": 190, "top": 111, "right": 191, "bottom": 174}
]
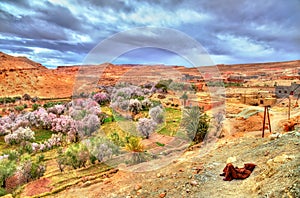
[
  {"left": 288, "top": 97, "right": 291, "bottom": 120},
  {"left": 262, "top": 106, "right": 267, "bottom": 138},
  {"left": 267, "top": 106, "right": 272, "bottom": 133}
]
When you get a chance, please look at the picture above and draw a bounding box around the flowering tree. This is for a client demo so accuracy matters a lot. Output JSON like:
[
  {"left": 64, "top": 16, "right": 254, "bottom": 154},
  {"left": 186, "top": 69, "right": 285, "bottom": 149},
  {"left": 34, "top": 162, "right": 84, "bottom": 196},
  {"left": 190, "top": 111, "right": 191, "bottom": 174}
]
[
  {"left": 84, "top": 137, "right": 118, "bottom": 163},
  {"left": 4, "top": 127, "right": 35, "bottom": 145},
  {"left": 47, "top": 104, "right": 65, "bottom": 115},
  {"left": 149, "top": 106, "right": 165, "bottom": 124},
  {"left": 137, "top": 118, "right": 157, "bottom": 138},
  {"left": 129, "top": 99, "right": 142, "bottom": 115},
  {"left": 93, "top": 93, "right": 110, "bottom": 105}
]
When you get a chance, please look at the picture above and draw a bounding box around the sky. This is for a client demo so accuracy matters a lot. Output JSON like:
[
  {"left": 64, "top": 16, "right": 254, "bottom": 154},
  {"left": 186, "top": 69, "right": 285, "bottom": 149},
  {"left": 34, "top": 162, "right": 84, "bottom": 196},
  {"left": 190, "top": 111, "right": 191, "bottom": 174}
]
[{"left": 0, "top": 0, "right": 299, "bottom": 68}]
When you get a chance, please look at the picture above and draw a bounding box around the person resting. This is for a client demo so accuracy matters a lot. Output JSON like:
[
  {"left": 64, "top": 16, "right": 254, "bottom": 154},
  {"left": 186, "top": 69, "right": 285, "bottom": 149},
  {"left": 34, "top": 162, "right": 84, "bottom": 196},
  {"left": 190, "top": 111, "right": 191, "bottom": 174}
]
[{"left": 220, "top": 163, "right": 256, "bottom": 181}]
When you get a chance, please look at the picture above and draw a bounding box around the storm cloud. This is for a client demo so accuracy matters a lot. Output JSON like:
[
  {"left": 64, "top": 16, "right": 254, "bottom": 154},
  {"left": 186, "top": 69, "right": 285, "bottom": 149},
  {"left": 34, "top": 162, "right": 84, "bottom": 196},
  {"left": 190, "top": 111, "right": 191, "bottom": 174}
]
[{"left": 0, "top": 0, "right": 299, "bottom": 67}]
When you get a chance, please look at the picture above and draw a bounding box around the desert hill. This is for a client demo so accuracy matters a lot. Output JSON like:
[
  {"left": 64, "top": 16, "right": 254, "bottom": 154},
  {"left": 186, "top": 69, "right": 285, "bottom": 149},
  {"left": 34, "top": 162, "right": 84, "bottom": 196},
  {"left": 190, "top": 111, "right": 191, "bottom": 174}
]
[
  {"left": 0, "top": 52, "right": 47, "bottom": 71},
  {"left": 1, "top": 52, "right": 300, "bottom": 98}
]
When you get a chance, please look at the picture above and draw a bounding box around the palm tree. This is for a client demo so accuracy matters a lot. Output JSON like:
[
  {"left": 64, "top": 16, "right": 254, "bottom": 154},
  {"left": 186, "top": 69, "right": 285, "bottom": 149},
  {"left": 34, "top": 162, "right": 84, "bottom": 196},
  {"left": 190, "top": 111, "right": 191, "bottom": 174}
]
[
  {"left": 125, "top": 136, "right": 145, "bottom": 164},
  {"left": 182, "top": 106, "right": 210, "bottom": 143}
]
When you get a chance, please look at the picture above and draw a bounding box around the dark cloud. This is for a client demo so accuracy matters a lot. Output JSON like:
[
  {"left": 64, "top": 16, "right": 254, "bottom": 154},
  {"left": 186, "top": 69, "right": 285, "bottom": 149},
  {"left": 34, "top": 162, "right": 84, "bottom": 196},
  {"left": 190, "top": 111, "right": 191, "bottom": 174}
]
[
  {"left": 35, "top": 2, "right": 82, "bottom": 31},
  {"left": 0, "top": 0, "right": 299, "bottom": 67}
]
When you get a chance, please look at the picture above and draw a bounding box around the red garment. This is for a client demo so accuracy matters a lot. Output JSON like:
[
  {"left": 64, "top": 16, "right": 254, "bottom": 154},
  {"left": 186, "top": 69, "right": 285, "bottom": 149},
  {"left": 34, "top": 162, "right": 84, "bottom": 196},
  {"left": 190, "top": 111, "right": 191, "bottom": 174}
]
[{"left": 220, "top": 163, "right": 256, "bottom": 181}]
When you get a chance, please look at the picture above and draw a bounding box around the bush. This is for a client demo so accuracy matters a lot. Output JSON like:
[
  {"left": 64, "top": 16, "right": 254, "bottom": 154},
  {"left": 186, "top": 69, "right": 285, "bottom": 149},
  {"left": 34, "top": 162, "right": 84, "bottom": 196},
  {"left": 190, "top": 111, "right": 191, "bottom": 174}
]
[
  {"left": 32, "top": 103, "right": 40, "bottom": 111},
  {"left": 2, "top": 150, "right": 19, "bottom": 161},
  {"left": 63, "top": 143, "right": 89, "bottom": 169},
  {"left": 137, "top": 118, "right": 157, "bottom": 139},
  {"left": 0, "top": 159, "right": 16, "bottom": 188},
  {"left": 0, "top": 188, "right": 6, "bottom": 196},
  {"left": 109, "top": 132, "right": 124, "bottom": 146},
  {"left": 182, "top": 106, "right": 210, "bottom": 143},
  {"left": 43, "top": 101, "right": 62, "bottom": 109},
  {"left": 14, "top": 105, "right": 25, "bottom": 112},
  {"left": 18, "top": 154, "right": 46, "bottom": 182}
]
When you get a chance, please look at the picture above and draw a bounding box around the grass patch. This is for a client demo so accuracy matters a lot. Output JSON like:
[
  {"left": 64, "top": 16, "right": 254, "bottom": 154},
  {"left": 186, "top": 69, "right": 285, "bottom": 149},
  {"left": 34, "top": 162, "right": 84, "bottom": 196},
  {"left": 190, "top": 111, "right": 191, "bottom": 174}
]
[
  {"left": 158, "top": 108, "right": 182, "bottom": 136},
  {"left": 155, "top": 142, "right": 165, "bottom": 147},
  {"left": 34, "top": 129, "right": 53, "bottom": 142}
]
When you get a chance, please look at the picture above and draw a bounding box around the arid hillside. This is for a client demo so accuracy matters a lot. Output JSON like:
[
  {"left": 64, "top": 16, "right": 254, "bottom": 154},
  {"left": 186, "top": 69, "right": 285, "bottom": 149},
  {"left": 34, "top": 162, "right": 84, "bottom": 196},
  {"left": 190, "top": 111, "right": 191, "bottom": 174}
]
[
  {"left": 1, "top": 52, "right": 300, "bottom": 98},
  {"left": 0, "top": 52, "right": 75, "bottom": 98}
]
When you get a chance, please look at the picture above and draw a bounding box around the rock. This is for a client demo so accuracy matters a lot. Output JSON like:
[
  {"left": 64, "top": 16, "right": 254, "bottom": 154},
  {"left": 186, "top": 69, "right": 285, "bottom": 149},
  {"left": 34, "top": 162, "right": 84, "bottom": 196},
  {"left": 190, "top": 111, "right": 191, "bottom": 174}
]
[
  {"left": 134, "top": 184, "right": 142, "bottom": 191},
  {"left": 269, "top": 133, "right": 282, "bottom": 140},
  {"left": 156, "top": 173, "right": 162, "bottom": 178},
  {"left": 159, "top": 192, "right": 167, "bottom": 197},
  {"left": 81, "top": 181, "right": 91, "bottom": 187},
  {"left": 192, "top": 166, "right": 203, "bottom": 174},
  {"left": 226, "top": 156, "right": 237, "bottom": 164},
  {"left": 136, "top": 189, "right": 142, "bottom": 195},
  {"left": 190, "top": 180, "right": 198, "bottom": 186},
  {"left": 186, "top": 189, "right": 191, "bottom": 193}
]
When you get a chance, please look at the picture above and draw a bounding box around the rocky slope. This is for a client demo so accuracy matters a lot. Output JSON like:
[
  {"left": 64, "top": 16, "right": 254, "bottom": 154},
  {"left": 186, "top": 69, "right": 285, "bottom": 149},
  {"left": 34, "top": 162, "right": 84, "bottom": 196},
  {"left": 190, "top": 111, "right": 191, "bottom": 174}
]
[{"left": 39, "top": 130, "right": 299, "bottom": 198}]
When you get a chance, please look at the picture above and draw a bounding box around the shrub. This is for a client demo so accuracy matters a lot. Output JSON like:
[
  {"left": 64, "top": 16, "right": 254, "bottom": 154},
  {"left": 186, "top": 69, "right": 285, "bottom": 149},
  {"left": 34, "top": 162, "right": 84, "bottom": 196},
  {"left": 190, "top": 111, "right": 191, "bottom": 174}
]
[
  {"left": 43, "top": 101, "right": 62, "bottom": 109},
  {"left": 137, "top": 118, "right": 157, "bottom": 138},
  {"left": 14, "top": 105, "right": 25, "bottom": 112},
  {"left": 125, "top": 136, "right": 144, "bottom": 152},
  {"left": 18, "top": 154, "right": 46, "bottom": 182},
  {"left": 0, "top": 159, "right": 16, "bottom": 188},
  {"left": 56, "top": 148, "right": 66, "bottom": 172},
  {"left": 0, "top": 188, "right": 6, "bottom": 196},
  {"left": 149, "top": 106, "right": 164, "bottom": 124},
  {"left": 1, "top": 150, "right": 19, "bottom": 161},
  {"left": 32, "top": 103, "right": 40, "bottom": 111},
  {"left": 63, "top": 143, "right": 89, "bottom": 169},
  {"left": 109, "top": 132, "right": 124, "bottom": 146},
  {"left": 182, "top": 106, "right": 210, "bottom": 143},
  {"left": 22, "top": 94, "right": 31, "bottom": 101}
]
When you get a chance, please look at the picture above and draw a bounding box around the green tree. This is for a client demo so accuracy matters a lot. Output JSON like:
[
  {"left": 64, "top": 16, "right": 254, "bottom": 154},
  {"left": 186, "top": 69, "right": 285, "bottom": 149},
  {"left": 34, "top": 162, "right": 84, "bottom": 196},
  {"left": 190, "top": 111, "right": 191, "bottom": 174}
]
[
  {"left": 182, "top": 106, "right": 210, "bottom": 143},
  {"left": 0, "top": 159, "right": 16, "bottom": 188}
]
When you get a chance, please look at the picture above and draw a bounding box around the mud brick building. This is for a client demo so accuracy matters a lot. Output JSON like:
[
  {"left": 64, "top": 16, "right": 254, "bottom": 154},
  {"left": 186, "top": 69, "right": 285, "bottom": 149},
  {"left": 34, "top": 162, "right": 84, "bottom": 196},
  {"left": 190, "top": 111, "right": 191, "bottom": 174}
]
[{"left": 275, "top": 82, "right": 300, "bottom": 98}]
